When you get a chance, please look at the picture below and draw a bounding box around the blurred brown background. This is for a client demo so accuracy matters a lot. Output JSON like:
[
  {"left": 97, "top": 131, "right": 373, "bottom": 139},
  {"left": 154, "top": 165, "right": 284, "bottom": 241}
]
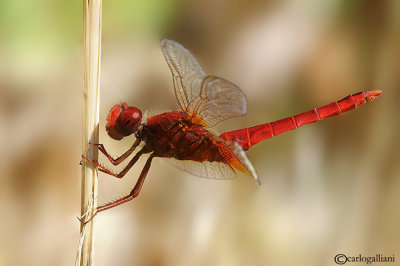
[{"left": 0, "top": 0, "right": 399, "bottom": 265}]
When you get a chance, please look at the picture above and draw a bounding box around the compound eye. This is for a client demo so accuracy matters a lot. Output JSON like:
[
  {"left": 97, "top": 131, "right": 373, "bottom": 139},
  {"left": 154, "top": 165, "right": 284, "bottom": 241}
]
[
  {"left": 106, "top": 104, "right": 142, "bottom": 140},
  {"left": 118, "top": 107, "right": 142, "bottom": 133}
]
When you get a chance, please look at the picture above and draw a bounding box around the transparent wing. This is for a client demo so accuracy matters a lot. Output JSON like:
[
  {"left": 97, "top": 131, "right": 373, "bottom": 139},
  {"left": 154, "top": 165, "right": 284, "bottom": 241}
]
[
  {"left": 168, "top": 141, "right": 261, "bottom": 185},
  {"left": 188, "top": 76, "right": 247, "bottom": 127},
  {"left": 169, "top": 159, "right": 237, "bottom": 180},
  {"left": 161, "top": 39, "right": 247, "bottom": 127},
  {"left": 225, "top": 141, "right": 261, "bottom": 185},
  {"left": 161, "top": 38, "right": 206, "bottom": 112}
]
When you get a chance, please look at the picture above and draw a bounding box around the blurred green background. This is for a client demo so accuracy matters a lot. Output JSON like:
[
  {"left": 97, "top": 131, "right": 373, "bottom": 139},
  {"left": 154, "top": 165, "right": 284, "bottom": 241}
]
[{"left": 0, "top": 0, "right": 399, "bottom": 265}]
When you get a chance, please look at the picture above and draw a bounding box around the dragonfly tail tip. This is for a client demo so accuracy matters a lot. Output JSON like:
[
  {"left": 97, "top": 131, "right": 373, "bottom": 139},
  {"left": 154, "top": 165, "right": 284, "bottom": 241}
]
[{"left": 366, "top": 90, "right": 382, "bottom": 101}]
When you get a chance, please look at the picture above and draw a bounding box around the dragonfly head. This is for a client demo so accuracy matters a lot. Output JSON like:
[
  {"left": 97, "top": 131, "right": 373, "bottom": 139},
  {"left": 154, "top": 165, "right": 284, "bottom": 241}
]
[{"left": 106, "top": 103, "right": 142, "bottom": 140}]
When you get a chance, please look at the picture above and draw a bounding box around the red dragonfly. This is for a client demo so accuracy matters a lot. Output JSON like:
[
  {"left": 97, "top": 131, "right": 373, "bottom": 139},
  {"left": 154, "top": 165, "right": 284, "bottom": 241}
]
[{"left": 83, "top": 39, "right": 381, "bottom": 216}]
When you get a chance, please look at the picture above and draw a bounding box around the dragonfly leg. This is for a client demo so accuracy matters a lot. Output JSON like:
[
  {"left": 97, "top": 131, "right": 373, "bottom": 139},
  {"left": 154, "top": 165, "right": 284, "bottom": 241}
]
[
  {"left": 94, "top": 153, "right": 155, "bottom": 216},
  {"left": 90, "top": 138, "right": 141, "bottom": 166},
  {"left": 82, "top": 145, "right": 151, "bottom": 179}
]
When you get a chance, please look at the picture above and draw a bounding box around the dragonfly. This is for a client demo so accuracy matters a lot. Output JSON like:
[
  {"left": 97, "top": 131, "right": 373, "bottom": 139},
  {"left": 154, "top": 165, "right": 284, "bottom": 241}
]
[{"left": 83, "top": 39, "right": 381, "bottom": 217}]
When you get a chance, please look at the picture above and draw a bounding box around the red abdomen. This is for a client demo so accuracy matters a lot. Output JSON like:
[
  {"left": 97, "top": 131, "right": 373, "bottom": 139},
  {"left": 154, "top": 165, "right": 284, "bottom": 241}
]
[
  {"left": 143, "top": 111, "right": 224, "bottom": 162},
  {"left": 220, "top": 90, "right": 381, "bottom": 151}
]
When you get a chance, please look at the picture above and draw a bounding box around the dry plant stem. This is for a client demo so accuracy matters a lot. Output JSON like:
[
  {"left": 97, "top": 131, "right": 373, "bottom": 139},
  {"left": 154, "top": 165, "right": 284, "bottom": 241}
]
[{"left": 79, "top": 0, "right": 102, "bottom": 265}]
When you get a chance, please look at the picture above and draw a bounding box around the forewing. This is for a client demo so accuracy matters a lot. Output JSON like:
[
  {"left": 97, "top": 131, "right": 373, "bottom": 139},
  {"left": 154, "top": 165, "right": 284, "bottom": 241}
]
[
  {"left": 161, "top": 39, "right": 247, "bottom": 127},
  {"left": 160, "top": 39, "right": 206, "bottom": 112},
  {"left": 188, "top": 76, "right": 247, "bottom": 127}
]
